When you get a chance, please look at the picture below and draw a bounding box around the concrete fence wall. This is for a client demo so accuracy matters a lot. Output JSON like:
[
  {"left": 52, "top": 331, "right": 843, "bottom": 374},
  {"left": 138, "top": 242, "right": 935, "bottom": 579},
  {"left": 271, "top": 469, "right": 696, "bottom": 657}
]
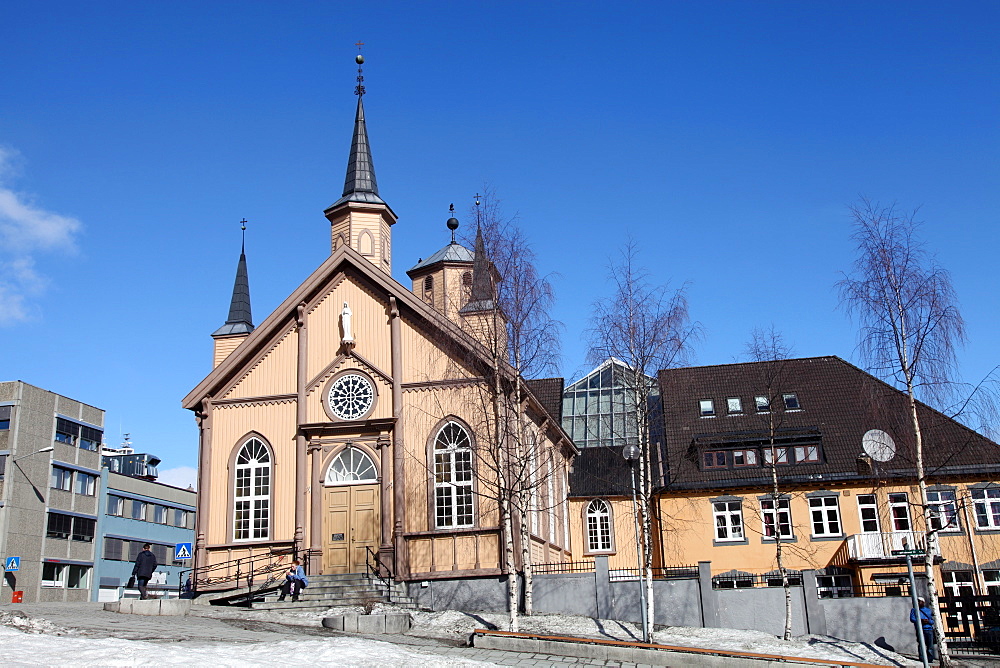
[{"left": 407, "top": 557, "right": 919, "bottom": 656}]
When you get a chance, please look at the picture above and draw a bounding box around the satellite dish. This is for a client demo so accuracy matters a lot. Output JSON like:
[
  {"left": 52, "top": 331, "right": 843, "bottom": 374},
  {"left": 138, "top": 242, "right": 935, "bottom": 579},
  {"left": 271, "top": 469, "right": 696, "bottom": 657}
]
[{"left": 862, "top": 429, "right": 896, "bottom": 462}]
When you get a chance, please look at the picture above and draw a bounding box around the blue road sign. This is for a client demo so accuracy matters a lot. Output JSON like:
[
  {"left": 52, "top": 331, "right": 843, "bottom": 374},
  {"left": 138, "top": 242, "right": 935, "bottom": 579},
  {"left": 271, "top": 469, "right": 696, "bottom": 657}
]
[
  {"left": 174, "top": 543, "right": 192, "bottom": 560},
  {"left": 5, "top": 557, "right": 20, "bottom": 571}
]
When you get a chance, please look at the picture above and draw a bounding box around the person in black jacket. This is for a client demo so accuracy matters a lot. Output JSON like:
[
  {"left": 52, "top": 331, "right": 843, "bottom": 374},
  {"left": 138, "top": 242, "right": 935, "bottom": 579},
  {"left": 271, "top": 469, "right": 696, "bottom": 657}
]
[{"left": 132, "top": 544, "right": 157, "bottom": 600}]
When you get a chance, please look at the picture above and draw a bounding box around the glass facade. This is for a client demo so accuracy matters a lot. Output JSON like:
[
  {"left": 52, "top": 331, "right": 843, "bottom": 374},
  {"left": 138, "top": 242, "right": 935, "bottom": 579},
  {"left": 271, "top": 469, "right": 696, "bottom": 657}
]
[{"left": 561, "top": 358, "right": 657, "bottom": 449}]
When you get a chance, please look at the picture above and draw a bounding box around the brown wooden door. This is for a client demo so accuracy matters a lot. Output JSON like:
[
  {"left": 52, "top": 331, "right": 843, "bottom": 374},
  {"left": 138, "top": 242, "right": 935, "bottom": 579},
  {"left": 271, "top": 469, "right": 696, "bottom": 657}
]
[{"left": 323, "top": 484, "right": 380, "bottom": 574}]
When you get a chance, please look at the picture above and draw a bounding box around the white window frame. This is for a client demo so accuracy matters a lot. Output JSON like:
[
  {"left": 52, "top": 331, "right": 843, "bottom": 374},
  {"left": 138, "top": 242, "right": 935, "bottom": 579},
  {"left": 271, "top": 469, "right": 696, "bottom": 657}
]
[
  {"left": 75, "top": 472, "right": 96, "bottom": 496},
  {"left": 972, "top": 488, "right": 1000, "bottom": 529},
  {"left": 324, "top": 446, "right": 378, "bottom": 485},
  {"left": 782, "top": 393, "right": 801, "bottom": 410},
  {"left": 927, "top": 490, "right": 961, "bottom": 532},
  {"left": 888, "top": 492, "right": 911, "bottom": 531},
  {"left": 233, "top": 437, "right": 271, "bottom": 541},
  {"left": 761, "top": 497, "right": 792, "bottom": 539},
  {"left": 726, "top": 397, "right": 743, "bottom": 414},
  {"left": 433, "top": 421, "right": 474, "bottom": 529},
  {"left": 808, "top": 496, "right": 842, "bottom": 537},
  {"left": 51, "top": 466, "right": 72, "bottom": 491},
  {"left": 699, "top": 399, "right": 715, "bottom": 417},
  {"left": 67, "top": 564, "right": 91, "bottom": 589},
  {"left": 585, "top": 499, "right": 613, "bottom": 552},
  {"left": 794, "top": 445, "right": 819, "bottom": 463},
  {"left": 755, "top": 395, "right": 771, "bottom": 412},
  {"left": 713, "top": 500, "right": 744, "bottom": 542},
  {"left": 763, "top": 447, "right": 789, "bottom": 465},
  {"left": 857, "top": 494, "right": 881, "bottom": 533},
  {"left": 733, "top": 449, "right": 757, "bottom": 467}
]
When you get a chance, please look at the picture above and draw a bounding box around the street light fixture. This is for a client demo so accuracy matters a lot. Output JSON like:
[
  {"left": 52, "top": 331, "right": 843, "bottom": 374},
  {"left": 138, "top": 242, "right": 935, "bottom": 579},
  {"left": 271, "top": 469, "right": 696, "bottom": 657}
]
[
  {"left": 12, "top": 446, "right": 54, "bottom": 462},
  {"left": 622, "top": 444, "right": 650, "bottom": 643}
]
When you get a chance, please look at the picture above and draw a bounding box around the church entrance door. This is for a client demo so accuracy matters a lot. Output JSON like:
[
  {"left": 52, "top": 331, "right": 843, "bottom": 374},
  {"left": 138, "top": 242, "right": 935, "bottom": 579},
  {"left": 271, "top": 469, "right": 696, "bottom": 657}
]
[{"left": 323, "top": 483, "right": 380, "bottom": 574}]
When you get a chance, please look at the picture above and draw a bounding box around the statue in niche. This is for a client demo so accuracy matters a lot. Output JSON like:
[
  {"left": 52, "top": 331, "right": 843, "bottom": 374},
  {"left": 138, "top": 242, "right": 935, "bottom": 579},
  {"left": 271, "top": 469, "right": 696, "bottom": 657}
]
[{"left": 341, "top": 301, "right": 355, "bottom": 346}]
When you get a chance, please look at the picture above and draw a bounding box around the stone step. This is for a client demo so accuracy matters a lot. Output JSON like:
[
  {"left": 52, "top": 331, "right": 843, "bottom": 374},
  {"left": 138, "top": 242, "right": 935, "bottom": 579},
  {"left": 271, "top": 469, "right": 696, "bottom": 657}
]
[{"left": 251, "top": 596, "right": 418, "bottom": 611}]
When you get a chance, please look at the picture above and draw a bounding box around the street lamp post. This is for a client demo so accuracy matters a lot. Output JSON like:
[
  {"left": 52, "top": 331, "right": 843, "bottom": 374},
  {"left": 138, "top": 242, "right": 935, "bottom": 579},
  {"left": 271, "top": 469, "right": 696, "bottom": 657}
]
[{"left": 622, "top": 444, "right": 650, "bottom": 643}]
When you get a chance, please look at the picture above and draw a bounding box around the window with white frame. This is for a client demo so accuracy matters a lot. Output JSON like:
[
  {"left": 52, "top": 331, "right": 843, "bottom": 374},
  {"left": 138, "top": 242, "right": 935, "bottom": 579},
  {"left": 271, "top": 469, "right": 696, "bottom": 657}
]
[
  {"left": 41, "top": 563, "right": 66, "bottom": 587},
  {"left": 985, "top": 570, "right": 1000, "bottom": 595},
  {"left": 131, "top": 499, "right": 146, "bottom": 521},
  {"left": 761, "top": 497, "right": 792, "bottom": 539},
  {"left": 234, "top": 437, "right": 271, "bottom": 540},
  {"left": 325, "top": 446, "right": 377, "bottom": 484},
  {"left": 433, "top": 421, "right": 474, "bottom": 529},
  {"left": 173, "top": 508, "right": 188, "bottom": 528},
  {"left": 726, "top": 397, "right": 743, "bottom": 414},
  {"left": 699, "top": 399, "right": 715, "bottom": 417},
  {"left": 972, "top": 487, "right": 1000, "bottom": 529},
  {"left": 585, "top": 499, "right": 612, "bottom": 552},
  {"left": 857, "top": 494, "right": 881, "bottom": 533},
  {"left": 942, "top": 571, "right": 975, "bottom": 597},
  {"left": 713, "top": 500, "right": 744, "bottom": 542},
  {"left": 888, "top": 493, "right": 911, "bottom": 531},
  {"left": 51, "top": 466, "right": 73, "bottom": 491},
  {"left": 755, "top": 395, "right": 771, "bottom": 412},
  {"left": 75, "top": 472, "right": 97, "bottom": 496},
  {"left": 928, "top": 490, "right": 960, "bottom": 532},
  {"left": 816, "top": 573, "right": 853, "bottom": 598},
  {"left": 67, "top": 564, "right": 90, "bottom": 589},
  {"left": 808, "top": 496, "right": 841, "bottom": 537}
]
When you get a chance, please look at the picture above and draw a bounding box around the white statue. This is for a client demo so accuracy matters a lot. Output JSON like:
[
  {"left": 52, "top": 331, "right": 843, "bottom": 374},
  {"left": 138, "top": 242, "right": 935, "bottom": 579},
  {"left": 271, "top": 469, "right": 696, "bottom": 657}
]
[{"left": 341, "top": 301, "right": 354, "bottom": 345}]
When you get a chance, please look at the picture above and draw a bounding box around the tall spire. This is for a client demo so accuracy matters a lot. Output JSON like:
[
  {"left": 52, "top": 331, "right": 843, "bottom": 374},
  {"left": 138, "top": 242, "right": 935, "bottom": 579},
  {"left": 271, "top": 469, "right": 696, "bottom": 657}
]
[
  {"left": 329, "top": 48, "right": 384, "bottom": 209},
  {"left": 461, "top": 223, "right": 498, "bottom": 313},
  {"left": 213, "top": 219, "right": 254, "bottom": 337}
]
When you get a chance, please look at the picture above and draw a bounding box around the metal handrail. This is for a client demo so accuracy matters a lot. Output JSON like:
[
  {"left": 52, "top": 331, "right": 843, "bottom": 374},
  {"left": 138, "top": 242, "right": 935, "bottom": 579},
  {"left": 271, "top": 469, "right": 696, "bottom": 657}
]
[
  {"left": 366, "top": 546, "right": 393, "bottom": 603},
  {"left": 177, "top": 547, "right": 302, "bottom": 595}
]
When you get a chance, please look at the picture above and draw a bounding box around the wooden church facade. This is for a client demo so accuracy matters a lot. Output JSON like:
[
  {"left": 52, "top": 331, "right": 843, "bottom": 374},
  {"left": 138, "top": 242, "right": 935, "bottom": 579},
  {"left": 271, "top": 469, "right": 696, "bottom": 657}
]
[{"left": 182, "top": 70, "right": 574, "bottom": 586}]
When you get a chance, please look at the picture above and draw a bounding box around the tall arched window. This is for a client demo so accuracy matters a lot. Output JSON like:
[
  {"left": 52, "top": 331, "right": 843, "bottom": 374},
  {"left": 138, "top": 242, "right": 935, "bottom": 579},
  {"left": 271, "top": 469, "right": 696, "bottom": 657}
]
[
  {"left": 585, "top": 499, "right": 613, "bottom": 553},
  {"left": 233, "top": 437, "right": 271, "bottom": 541},
  {"left": 325, "top": 446, "right": 378, "bottom": 485},
  {"left": 433, "top": 421, "right": 474, "bottom": 528}
]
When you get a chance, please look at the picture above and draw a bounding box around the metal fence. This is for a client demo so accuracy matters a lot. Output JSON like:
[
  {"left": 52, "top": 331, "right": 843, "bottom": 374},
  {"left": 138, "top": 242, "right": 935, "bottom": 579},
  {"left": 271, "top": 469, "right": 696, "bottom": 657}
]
[
  {"left": 611, "top": 566, "right": 699, "bottom": 582},
  {"left": 533, "top": 560, "right": 595, "bottom": 574},
  {"left": 712, "top": 572, "right": 804, "bottom": 589},
  {"left": 940, "top": 594, "right": 1000, "bottom": 656}
]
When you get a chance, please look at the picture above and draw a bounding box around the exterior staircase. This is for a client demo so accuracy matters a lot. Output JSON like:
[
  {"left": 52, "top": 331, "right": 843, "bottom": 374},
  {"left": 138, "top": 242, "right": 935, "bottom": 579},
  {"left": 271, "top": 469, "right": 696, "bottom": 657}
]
[{"left": 249, "top": 573, "right": 417, "bottom": 611}]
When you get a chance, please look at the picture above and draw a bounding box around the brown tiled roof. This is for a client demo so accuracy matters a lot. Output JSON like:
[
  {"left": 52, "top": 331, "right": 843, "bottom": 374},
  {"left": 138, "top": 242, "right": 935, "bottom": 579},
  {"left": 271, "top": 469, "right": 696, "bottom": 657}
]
[
  {"left": 525, "top": 377, "right": 564, "bottom": 423},
  {"left": 657, "top": 356, "right": 1000, "bottom": 492}
]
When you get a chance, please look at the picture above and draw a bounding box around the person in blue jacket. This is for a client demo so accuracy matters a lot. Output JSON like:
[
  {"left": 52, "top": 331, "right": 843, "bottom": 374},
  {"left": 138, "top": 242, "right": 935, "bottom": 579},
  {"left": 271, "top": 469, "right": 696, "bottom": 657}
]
[
  {"left": 910, "top": 597, "right": 936, "bottom": 662},
  {"left": 277, "top": 559, "right": 308, "bottom": 602}
]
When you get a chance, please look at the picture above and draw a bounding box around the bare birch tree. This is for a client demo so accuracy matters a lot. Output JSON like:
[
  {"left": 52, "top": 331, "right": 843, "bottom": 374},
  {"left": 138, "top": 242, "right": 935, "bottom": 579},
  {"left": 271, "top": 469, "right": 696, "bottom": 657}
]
[
  {"left": 588, "top": 241, "right": 701, "bottom": 635},
  {"left": 838, "top": 198, "right": 964, "bottom": 666},
  {"left": 744, "top": 325, "right": 795, "bottom": 641}
]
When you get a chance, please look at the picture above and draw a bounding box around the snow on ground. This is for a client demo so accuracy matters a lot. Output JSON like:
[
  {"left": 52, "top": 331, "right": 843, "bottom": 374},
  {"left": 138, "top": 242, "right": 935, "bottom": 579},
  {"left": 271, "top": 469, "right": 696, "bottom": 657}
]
[{"left": 0, "top": 625, "right": 495, "bottom": 668}]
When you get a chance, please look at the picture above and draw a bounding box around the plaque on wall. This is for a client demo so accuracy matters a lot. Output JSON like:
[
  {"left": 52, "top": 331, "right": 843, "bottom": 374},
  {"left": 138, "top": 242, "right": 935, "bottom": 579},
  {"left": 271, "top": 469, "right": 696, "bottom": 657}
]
[{"left": 331, "top": 533, "right": 345, "bottom": 541}]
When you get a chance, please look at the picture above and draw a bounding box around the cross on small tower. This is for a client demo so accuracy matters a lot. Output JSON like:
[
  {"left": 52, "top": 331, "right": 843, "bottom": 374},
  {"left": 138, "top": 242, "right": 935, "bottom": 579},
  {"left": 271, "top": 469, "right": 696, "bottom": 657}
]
[
  {"left": 354, "top": 41, "right": 366, "bottom": 96},
  {"left": 240, "top": 218, "right": 247, "bottom": 252}
]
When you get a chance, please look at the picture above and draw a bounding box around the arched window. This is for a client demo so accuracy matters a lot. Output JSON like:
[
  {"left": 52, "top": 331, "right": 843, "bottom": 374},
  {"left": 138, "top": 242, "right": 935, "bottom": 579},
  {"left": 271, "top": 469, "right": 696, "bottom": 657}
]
[
  {"left": 359, "top": 229, "right": 374, "bottom": 255},
  {"left": 462, "top": 271, "right": 473, "bottom": 287},
  {"left": 325, "top": 446, "right": 378, "bottom": 485},
  {"left": 433, "top": 421, "right": 474, "bottom": 528},
  {"left": 585, "top": 499, "right": 613, "bottom": 553},
  {"left": 424, "top": 275, "right": 434, "bottom": 293},
  {"left": 234, "top": 437, "right": 271, "bottom": 541}
]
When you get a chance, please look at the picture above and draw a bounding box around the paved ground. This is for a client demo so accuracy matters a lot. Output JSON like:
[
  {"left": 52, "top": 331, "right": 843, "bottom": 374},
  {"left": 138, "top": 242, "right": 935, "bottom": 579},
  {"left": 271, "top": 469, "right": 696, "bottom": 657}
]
[{"left": 0, "top": 602, "right": 640, "bottom": 667}]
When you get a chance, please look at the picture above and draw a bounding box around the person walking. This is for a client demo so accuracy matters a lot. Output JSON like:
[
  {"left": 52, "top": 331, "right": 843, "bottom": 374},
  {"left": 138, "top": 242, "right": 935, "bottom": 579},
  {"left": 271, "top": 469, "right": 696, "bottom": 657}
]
[
  {"left": 277, "top": 559, "right": 308, "bottom": 602},
  {"left": 910, "top": 597, "right": 937, "bottom": 662},
  {"left": 132, "top": 543, "right": 158, "bottom": 600}
]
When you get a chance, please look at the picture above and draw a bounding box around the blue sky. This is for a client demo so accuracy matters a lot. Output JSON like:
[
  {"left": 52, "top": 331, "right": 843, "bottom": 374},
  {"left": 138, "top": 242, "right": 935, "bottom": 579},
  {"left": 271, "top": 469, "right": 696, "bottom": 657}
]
[{"left": 1, "top": 2, "right": 997, "bottom": 488}]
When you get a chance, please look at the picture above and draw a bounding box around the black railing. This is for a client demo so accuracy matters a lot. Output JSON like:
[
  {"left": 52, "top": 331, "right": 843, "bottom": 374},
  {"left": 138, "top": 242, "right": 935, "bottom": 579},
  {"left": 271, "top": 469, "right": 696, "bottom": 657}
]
[
  {"left": 940, "top": 594, "right": 1000, "bottom": 656},
  {"left": 178, "top": 547, "right": 301, "bottom": 596},
  {"left": 613, "top": 566, "right": 700, "bottom": 582},
  {"left": 713, "top": 573, "right": 804, "bottom": 589},
  {"left": 815, "top": 582, "right": 912, "bottom": 598},
  {"left": 534, "top": 560, "right": 595, "bottom": 574},
  {"left": 365, "top": 547, "right": 393, "bottom": 603}
]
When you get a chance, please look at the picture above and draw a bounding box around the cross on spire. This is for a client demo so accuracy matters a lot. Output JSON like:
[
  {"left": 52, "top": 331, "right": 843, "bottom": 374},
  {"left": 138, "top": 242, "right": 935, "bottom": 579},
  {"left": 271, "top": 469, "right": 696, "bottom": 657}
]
[{"left": 355, "top": 41, "right": 366, "bottom": 96}]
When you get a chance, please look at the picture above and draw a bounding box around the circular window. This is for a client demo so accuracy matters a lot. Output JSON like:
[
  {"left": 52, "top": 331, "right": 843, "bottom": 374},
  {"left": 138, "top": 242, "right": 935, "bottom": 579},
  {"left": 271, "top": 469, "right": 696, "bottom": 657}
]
[{"left": 326, "top": 373, "right": 375, "bottom": 420}]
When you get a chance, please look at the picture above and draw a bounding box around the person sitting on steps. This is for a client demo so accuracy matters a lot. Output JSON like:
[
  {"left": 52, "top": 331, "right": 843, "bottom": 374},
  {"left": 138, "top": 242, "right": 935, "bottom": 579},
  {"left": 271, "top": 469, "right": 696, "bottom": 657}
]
[{"left": 277, "top": 559, "right": 308, "bottom": 602}]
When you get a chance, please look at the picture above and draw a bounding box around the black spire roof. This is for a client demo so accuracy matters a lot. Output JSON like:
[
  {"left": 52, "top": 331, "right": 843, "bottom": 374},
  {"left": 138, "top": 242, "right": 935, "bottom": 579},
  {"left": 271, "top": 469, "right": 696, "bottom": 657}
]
[
  {"left": 213, "top": 241, "right": 254, "bottom": 337},
  {"left": 327, "top": 95, "right": 385, "bottom": 210},
  {"left": 460, "top": 225, "right": 498, "bottom": 313}
]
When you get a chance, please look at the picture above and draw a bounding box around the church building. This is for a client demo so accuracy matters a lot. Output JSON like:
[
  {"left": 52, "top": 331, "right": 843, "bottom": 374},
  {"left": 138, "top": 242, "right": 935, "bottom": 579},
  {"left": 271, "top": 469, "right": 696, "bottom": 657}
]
[{"left": 182, "top": 60, "right": 575, "bottom": 593}]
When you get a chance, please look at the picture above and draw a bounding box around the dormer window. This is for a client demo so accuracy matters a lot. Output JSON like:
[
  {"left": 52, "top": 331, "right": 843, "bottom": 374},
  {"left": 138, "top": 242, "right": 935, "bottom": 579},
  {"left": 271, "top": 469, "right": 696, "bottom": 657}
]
[
  {"left": 755, "top": 395, "right": 770, "bottom": 412},
  {"left": 783, "top": 393, "right": 800, "bottom": 410},
  {"left": 699, "top": 399, "right": 715, "bottom": 417}
]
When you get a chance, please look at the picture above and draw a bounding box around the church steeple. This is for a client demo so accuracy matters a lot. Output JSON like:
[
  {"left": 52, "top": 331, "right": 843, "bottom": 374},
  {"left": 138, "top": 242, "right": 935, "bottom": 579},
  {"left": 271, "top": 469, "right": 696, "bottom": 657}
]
[
  {"left": 461, "top": 224, "right": 497, "bottom": 313},
  {"left": 212, "top": 220, "right": 255, "bottom": 367},
  {"left": 325, "top": 48, "right": 397, "bottom": 273},
  {"left": 214, "top": 220, "right": 254, "bottom": 337}
]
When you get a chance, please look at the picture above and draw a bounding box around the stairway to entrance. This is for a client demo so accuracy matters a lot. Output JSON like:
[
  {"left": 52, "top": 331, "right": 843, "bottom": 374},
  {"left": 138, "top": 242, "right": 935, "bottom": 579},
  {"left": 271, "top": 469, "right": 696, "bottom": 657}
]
[{"left": 250, "top": 573, "right": 417, "bottom": 611}]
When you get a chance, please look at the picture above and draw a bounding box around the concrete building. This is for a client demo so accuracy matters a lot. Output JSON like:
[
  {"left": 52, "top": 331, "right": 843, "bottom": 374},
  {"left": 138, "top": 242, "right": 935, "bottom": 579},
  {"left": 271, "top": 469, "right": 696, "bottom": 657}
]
[
  {"left": 93, "top": 443, "right": 196, "bottom": 601},
  {"left": 0, "top": 381, "right": 104, "bottom": 603}
]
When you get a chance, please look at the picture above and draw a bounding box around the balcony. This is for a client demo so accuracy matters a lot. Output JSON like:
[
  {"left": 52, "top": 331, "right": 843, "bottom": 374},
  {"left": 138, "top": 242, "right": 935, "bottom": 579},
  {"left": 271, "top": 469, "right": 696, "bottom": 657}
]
[{"left": 844, "top": 531, "right": 941, "bottom": 563}]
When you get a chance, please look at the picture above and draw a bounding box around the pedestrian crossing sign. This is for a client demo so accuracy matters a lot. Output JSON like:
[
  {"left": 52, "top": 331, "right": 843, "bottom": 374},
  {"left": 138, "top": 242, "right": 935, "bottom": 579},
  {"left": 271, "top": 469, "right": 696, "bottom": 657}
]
[
  {"left": 4, "top": 557, "right": 19, "bottom": 571},
  {"left": 174, "top": 543, "right": 192, "bottom": 560}
]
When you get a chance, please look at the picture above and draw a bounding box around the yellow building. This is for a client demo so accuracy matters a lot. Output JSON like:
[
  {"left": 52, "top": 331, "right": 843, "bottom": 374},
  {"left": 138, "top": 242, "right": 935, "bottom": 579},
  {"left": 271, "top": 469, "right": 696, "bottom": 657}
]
[
  {"left": 569, "top": 357, "right": 1000, "bottom": 596},
  {"left": 183, "top": 70, "right": 574, "bottom": 591}
]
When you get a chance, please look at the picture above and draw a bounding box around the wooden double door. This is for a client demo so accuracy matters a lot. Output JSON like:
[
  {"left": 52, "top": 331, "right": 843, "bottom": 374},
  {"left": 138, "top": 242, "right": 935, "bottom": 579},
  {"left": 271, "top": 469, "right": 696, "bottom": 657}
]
[{"left": 322, "top": 484, "right": 380, "bottom": 574}]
